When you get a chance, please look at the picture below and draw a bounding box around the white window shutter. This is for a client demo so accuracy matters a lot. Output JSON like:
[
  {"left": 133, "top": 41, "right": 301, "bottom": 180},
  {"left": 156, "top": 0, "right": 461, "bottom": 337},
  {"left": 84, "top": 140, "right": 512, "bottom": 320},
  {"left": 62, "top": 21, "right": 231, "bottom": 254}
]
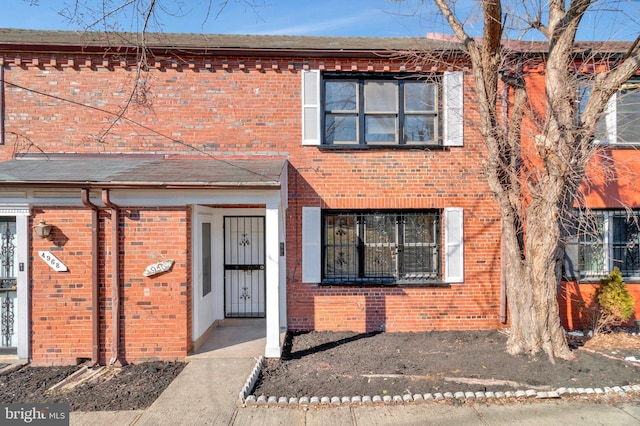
[
  {"left": 445, "top": 207, "right": 464, "bottom": 283},
  {"left": 302, "top": 70, "right": 321, "bottom": 146},
  {"left": 302, "top": 206, "right": 321, "bottom": 282},
  {"left": 604, "top": 92, "right": 617, "bottom": 144},
  {"left": 443, "top": 71, "right": 464, "bottom": 147}
]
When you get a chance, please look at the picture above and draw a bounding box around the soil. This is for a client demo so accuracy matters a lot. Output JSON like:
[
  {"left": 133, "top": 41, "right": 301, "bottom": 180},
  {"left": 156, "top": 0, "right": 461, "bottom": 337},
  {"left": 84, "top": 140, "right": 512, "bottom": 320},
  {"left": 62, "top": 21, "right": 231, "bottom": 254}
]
[
  {"left": 0, "top": 361, "right": 185, "bottom": 411},
  {"left": 1, "top": 330, "right": 639, "bottom": 411},
  {"left": 253, "top": 330, "right": 640, "bottom": 399}
]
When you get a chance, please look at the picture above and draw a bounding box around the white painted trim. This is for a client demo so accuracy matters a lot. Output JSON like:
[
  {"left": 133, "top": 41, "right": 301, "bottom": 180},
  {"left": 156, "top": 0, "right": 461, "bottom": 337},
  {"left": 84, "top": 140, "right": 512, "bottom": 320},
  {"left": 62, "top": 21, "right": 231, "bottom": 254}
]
[
  {"left": 605, "top": 92, "right": 617, "bottom": 144},
  {"left": 0, "top": 188, "right": 283, "bottom": 208},
  {"left": 264, "top": 205, "right": 282, "bottom": 357},
  {"left": 443, "top": 71, "right": 464, "bottom": 147},
  {"left": 278, "top": 204, "right": 287, "bottom": 330},
  {"left": 0, "top": 205, "right": 30, "bottom": 216},
  {"left": 302, "top": 207, "right": 321, "bottom": 283},
  {"left": 444, "top": 207, "right": 464, "bottom": 283},
  {"left": 302, "top": 69, "right": 321, "bottom": 146},
  {"left": 16, "top": 215, "right": 29, "bottom": 360},
  {"left": 192, "top": 206, "right": 264, "bottom": 340}
]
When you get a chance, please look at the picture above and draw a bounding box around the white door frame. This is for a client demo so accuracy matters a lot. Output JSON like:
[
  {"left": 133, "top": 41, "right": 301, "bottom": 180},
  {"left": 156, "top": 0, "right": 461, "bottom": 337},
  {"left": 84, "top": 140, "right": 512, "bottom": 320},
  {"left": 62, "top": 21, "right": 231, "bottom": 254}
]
[
  {"left": 0, "top": 206, "right": 30, "bottom": 360},
  {"left": 191, "top": 206, "right": 265, "bottom": 343}
]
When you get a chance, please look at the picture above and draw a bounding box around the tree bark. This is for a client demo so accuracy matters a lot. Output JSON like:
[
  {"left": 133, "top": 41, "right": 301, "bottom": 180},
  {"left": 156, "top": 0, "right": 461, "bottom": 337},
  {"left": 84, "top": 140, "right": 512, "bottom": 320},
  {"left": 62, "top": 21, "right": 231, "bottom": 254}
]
[
  {"left": 433, "top": 0, "right": 640, "bottom": 363},
  {"left": 503, "top": 200, "right": 574, "bottom": 362}
]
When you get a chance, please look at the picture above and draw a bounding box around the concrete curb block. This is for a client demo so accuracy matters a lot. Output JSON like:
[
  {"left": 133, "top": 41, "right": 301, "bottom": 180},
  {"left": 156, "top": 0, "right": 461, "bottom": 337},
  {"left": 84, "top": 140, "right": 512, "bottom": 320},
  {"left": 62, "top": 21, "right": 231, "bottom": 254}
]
[{"left": 239, "top": 356, "right": 264, "bottom": 403}]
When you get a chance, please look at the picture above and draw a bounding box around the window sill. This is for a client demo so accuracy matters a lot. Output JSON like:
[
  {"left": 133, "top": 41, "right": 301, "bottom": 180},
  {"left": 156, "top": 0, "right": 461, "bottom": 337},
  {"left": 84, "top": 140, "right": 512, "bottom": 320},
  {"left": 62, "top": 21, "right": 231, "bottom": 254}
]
[
  {"left": 598, "top": 143, "right": 640, "bottom": 149},
  {"left": 320, "top": 279, "right": 450, "bottom": 288},
  {"left": 316, "top": 144, "right": 448, "bottom": 151},
  {"left": 576, "top": 277, "right": 640, "bottom": 284}
]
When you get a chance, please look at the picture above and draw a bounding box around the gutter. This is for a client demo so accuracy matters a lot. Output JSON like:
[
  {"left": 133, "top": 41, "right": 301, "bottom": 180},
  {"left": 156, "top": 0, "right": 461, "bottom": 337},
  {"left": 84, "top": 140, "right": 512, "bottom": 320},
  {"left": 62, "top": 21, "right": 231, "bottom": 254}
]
[
  {"left": 101, "top": 189, "right": 123, "bottom": 366},
  {"left": 0, "top": 182, "right": 281, "bottom": 190},
  {"left": 80, "top": 189, "right": 101, "bottom": 365}
]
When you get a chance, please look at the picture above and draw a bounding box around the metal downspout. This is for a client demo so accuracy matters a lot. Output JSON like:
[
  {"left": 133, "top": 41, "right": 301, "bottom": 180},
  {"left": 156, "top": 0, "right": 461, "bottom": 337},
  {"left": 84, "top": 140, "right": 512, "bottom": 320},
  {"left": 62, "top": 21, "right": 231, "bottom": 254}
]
[
  {"left": 81, "top": 189, "right": 100, "bottom": 365},
  {"left": 102, "top": 189, "right": 122, "bottom": 365},
  {"left": 1, "top": 64, "right": 5, "bottom": 145},
  {"left": 499, "top": 82, "right": 510, "bottom": 325}
]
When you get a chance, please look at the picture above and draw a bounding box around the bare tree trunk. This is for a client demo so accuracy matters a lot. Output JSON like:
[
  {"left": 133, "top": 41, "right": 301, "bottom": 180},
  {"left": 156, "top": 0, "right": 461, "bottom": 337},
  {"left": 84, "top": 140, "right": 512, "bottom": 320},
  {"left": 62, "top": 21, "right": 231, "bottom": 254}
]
[
  {"left": 434, "top": 0, "right": 639, "bottom": 363},
  {"left": 504, "top": 201, "right": 574, "bottom": 362}
]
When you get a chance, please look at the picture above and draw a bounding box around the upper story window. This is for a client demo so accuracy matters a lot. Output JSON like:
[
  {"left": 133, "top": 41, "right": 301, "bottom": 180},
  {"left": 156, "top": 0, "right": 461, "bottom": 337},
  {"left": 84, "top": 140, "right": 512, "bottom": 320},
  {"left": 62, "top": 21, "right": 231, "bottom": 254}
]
[
  {"left": 301, "top": 70, "right": 463, "bottom": 148},
  {"left": 612, "top": 81, "right": 640, "bottom": 143},
  {"left": 580, "top": 79, "right": 640, "bottom": 144},
  {"left": 323, "top": 76, "right": 439, "bottom": 145}
]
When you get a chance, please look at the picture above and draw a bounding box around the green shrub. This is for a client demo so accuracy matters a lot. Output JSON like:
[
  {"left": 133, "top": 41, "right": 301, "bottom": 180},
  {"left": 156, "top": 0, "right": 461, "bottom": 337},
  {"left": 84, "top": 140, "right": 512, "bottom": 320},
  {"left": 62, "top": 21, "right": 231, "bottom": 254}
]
[{"left": 594, "top": 267, "right": 635, "bottom": 333}]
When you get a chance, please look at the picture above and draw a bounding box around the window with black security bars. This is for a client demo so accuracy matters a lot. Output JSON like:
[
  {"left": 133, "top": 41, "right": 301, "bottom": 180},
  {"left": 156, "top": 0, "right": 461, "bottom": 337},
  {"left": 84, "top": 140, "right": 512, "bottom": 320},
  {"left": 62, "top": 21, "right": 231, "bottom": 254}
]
[
  {"left": 323, "top": 211, "right": 440, "bottom": 285},
  {"left": 576, "top": 210, "right": 640, "bottom": 279}
]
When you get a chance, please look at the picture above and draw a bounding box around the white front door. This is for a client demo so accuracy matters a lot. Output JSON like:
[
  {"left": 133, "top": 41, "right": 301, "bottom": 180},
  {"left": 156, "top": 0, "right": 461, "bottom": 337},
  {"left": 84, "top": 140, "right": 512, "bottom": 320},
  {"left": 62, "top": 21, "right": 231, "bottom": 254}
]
[{"left": 224, "top": 216, "right": 265, "bottom": 318}]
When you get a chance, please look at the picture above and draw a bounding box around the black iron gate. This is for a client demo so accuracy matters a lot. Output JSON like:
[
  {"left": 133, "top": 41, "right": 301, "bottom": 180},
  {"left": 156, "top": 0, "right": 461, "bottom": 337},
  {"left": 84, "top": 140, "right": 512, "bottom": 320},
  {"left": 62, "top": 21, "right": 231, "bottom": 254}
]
[
  {"left": 0, "top": 218, "right": 16, "bottom": 348},
  {"left": 224, "top": 216, "right": 265, "bottom": 318}
]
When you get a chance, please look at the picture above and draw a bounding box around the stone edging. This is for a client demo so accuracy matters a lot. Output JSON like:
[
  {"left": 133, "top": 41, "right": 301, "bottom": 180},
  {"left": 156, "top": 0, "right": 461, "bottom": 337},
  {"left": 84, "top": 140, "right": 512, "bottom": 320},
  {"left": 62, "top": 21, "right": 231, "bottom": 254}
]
[
  {"left": 239, "top": 356, "right": 265, "bottom": 402},
  {"left": 238, "top": 356, "right": 640, "bottom": 407}
]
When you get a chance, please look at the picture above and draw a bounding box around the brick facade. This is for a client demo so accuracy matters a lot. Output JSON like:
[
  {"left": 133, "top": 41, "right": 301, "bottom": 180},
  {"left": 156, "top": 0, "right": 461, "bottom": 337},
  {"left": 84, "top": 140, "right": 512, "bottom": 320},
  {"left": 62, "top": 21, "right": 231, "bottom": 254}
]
[
  {"left": 29, "top": 207, "right": 188, "bottom": 366},
  {"left": 0, "top": 31, "right": 638, "bottom": 364}
]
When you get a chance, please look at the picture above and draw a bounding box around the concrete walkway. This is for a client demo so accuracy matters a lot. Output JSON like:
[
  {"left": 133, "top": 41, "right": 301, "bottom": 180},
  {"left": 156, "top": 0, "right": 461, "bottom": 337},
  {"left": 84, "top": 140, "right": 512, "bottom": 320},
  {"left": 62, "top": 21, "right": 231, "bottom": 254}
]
[{"left": 69, "top": 322, "right": 640, "bottom": 425}]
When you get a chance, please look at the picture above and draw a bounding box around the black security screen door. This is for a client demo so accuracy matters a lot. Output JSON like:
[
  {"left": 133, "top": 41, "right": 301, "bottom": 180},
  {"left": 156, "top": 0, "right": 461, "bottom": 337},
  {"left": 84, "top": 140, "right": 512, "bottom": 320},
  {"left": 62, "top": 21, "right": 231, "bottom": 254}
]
[{"left": 224, "top": 216, "right": 265, "bottom": 318}]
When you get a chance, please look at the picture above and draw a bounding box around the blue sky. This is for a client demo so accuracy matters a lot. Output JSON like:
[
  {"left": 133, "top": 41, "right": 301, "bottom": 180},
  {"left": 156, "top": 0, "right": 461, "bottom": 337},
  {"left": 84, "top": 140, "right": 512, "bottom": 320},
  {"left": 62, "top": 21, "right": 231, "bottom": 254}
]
[{"left": 0, "top": 0, "right": 638, "bottom": 40}]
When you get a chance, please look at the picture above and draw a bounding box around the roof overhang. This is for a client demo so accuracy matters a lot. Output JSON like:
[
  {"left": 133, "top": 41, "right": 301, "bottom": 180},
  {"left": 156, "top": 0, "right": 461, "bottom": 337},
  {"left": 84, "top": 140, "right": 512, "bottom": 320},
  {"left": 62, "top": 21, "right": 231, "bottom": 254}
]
[{"left": 0, "top": 156, "right": 287, "bottom": 190}]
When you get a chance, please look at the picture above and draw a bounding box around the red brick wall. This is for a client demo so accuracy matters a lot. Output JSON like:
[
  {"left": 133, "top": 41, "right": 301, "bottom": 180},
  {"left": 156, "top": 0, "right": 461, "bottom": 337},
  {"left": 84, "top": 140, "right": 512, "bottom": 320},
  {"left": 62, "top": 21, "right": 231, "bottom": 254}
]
[
  {"left": 285, "top": 72, "right": 505, "bottom": 333},
  {"left": 31, "top": 208, "right": 94, "bottom": 365},
  {"left": 3, "top": 52, "right": 513, "bottom": 361},
  {"left": 559, "top": 281, "right": 640, "bottom": 331},
  {"left": 30, "top": 207, "right": 188, "bottom": 366}
]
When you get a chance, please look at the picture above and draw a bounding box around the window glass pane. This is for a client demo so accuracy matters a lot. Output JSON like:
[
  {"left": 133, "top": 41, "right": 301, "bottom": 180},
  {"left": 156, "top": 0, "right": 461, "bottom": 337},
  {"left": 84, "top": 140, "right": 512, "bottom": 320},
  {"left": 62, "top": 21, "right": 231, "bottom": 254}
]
[
  {"left": 402, "top": 213, "right": 438, "bottom": 279},
  {"left": 578, "top": 213, "right": 605, "bottom": 276},
  {"left": 404, "top": 115, "right": 435, "bottom": 143},
  {"left": 364, "top": 214, "right": 396, "bottom": 244},
  {"left": 364, "top": 81, "right": 397, "bottom": 112},
  {"left": 0, "top": 218, "right": 16, "bottom": 281},
  {"left": 405, "top": 82, "right": 436, "bottom": 112},
  {"left": 325, "top": 246, "right": 358, "bottom": 277},
  {"left": 325, "top": 81, "right": 356, "bottom": 111},
  {"left": 365, "top": 115, "right": 397, "bottom": 142},
  {"left": 363, "top": 214, "right": 395, "bottom": 279},
  {"left": 617, "top": 86, "right": 640, "bottom": 143},
  {"left": 201, "top": 222, "right": 212, "bottom": 296},
  {"left": 324, "top": 214, "right": 358, "bottom": 278},
  {"left": 611, "top": 213, "right": 640, "bottom": 276},
  {"left": 577, "top": 84, "right": 608, "bottom": 142},
  {"left": 325, "top": 114, "right": 357, "bottom": 143},
  {"left": 364, "top": 246, "right": 395, "bottom": 278},
  {"left": 404, "top": 214, "right": 436, "bottom": 244},
  {"left": 403, "top": 246, "right": 437, "bottom": 277}
]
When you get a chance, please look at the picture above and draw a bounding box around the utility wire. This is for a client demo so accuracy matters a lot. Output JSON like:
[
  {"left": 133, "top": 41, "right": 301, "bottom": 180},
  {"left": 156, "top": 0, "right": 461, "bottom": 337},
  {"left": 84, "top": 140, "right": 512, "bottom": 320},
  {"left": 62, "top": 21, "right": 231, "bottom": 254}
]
[{"left": 4, "top": 79, "right": 281, "bottom": 181}]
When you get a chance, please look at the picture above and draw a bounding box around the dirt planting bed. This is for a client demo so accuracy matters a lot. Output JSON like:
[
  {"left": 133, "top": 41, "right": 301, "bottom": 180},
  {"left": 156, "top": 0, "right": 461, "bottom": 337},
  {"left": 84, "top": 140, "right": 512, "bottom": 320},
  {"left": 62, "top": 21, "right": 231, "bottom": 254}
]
[{"left": 252, "top": 330, "right": 640, "bottom": 399}]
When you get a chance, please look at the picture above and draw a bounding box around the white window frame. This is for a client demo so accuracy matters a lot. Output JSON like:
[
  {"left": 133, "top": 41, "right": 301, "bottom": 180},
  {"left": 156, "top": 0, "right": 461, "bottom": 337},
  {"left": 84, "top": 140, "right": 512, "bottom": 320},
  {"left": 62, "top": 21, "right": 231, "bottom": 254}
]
[
  {"left": 301, "top": 208, "right": 464, "bottom": 285},
  {"left": 577, "top": 210, "right": 640, "bottom": 280},
  {"left": 302, "top": 70, "right": 463, "bottom": 147}
]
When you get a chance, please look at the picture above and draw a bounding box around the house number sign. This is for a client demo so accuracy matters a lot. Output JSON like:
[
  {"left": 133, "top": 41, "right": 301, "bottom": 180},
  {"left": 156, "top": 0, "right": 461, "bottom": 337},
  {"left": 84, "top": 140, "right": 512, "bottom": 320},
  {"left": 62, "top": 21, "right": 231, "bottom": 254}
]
[
  {"left": 38, "top": 251, "right": 68, "bottom": 272},
  {"left": 143, "top": 259, "right": 174, "bottom": 277}
]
